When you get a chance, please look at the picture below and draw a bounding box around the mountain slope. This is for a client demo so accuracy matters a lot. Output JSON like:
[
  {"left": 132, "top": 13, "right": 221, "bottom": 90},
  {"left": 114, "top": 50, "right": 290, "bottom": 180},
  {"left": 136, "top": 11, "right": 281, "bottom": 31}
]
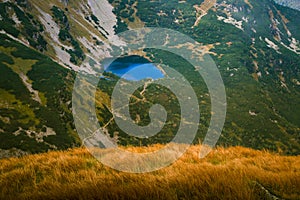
[
  {"left": 0, "top": 34, "right": 80, "bottom": 155},
  {"left": 0, "top": 0, "right": 299, "bottom": 156}
]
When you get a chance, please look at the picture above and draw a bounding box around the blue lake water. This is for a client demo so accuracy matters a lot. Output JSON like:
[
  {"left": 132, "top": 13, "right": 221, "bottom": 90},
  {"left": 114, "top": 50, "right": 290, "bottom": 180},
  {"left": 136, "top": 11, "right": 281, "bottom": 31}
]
[{"left": 105, "top": 63, "right": 165, "bottom": 81}]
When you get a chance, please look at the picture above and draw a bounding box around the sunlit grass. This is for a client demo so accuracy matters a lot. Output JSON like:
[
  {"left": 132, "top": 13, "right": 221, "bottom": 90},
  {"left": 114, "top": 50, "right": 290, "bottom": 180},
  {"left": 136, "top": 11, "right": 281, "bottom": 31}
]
[{"left": 0, "top": 145, "right": 299, "bottom": 199}]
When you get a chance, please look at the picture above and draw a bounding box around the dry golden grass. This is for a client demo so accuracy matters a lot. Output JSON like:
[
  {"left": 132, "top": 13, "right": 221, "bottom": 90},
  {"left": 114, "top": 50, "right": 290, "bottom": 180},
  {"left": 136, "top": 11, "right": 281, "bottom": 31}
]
[{"left": 0, "top": 145, "right": 299, "bottom": 200}]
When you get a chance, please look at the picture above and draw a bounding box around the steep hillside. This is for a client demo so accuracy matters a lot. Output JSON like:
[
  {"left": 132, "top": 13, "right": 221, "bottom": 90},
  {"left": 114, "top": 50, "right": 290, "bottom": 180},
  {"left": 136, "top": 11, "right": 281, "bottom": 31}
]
[
  {"left": 0, "top": 0, "right": 299, "bottom": 156},
  {"left": 0, "top": 145, "right": 299, "bottom": 199},
  {"left": 0, "top": 34, "right": 80, "bottom": 155}
]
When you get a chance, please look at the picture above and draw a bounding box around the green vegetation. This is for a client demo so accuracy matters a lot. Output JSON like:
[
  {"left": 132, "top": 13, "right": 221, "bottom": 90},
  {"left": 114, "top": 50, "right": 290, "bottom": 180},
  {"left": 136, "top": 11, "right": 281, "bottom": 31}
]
[
  {"left": 0, "top": 3, "right": 20, "bottom": 37},
  {"left": 0, "top": 33, "right": 80, "bottom": 153}
]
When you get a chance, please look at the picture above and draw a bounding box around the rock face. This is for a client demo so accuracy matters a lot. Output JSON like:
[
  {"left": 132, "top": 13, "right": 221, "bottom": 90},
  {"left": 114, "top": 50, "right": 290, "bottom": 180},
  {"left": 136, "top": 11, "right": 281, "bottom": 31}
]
[
  {"left": 61, "top": 0, "right": 69, "bottom": 7},
  {"left": 274, "top": 0, "right": 300, "bottom": 11}
]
